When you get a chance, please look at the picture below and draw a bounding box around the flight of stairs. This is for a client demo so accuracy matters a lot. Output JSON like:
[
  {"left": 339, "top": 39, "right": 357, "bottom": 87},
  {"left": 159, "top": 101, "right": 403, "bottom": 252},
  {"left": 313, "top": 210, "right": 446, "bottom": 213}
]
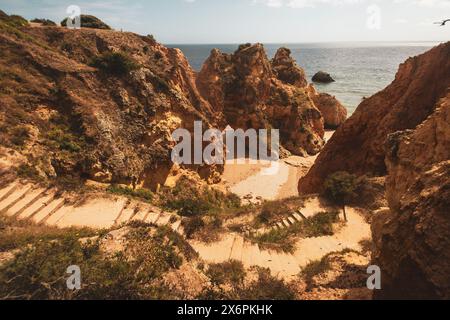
[
  {"left": 1, "top": 180, "right": 370, "bottom": 280},
  {"left": 0, "top": 181, "right": 183, "bottom": 233}
]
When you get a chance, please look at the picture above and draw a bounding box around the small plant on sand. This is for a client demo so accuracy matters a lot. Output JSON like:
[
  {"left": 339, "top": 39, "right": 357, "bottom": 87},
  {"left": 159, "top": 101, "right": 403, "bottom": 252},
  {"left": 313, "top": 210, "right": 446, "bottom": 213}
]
[{"left": 323, "top": 172, "right": 359, "bottom": 221}]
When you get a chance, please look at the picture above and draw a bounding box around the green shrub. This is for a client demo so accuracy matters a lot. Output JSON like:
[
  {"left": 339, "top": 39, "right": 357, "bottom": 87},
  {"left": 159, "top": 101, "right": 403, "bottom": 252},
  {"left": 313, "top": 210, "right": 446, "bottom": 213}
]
[
  {"left": 15, "top": 164, "right": 40, "bottom": 180},
  {"left": 0, "top": 215, "right": 97, "bottom": 252},
  {"left": 206, "top": 260, "right": 246, "bottom": 287},
  {"left": 251, "top": 228, "right": 294, "bottom": 253},
  {"left": 182, "top": 216, "right": 205, "bottom": 239},
  {"left": 301, "top": 258, "right": 331, "bottom": 279},
  {"left": 251, "top": 211, "right": 339, "bottom": 253},
  {"left": 107, "top": 185, "right": 154, "bottom": 202},
  {"left": 31, "top": 18, "right": 56, "bottom": 26},
  {"left": 159, "top": 178, "right": 241, "bottom": 217},
  {"left": 324, "top": 172, "right": 360, "bottom": 221},
  {"left": 45, "top": 127, "right": 82, "bottom": 153},
  {"left": 0, "top": 225, "right": 185, "bottom": 300},
  {"left": 4, "top": 15, "right": 28, "bottom": 28},
  {"left": 61, "top": 15, "right": 111, "bottom": 30},
  {"left": 90, "top": 52, "right": 139, "bottom": 76},
  {"left": 257, "top": 201, "right": 291, "bottom": 225},
  {"left": 297, "top": 211, "right": 340, "bottom": 237},
  {"left": 9, "top": 126, "right": 29, "bottom": 146},
  {"left": 237, "top": 267, "right": 296, "bottom": 300}
]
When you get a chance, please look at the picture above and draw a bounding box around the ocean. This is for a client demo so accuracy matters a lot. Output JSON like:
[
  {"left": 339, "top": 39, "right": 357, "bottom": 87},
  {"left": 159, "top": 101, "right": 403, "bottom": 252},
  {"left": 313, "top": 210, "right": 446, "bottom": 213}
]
[{"left": 167, "top": 42, "right": 440, "bottom": 115}]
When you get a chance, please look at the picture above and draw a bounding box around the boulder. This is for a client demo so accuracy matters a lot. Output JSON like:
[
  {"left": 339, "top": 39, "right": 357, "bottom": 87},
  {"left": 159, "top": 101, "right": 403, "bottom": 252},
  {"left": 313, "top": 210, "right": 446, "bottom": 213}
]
[
  {"left": 312, "top": 71, "right": 335, "bottom": 83},
  {"left": 307, "top": 85, "right": 347, "bottom": 129}
]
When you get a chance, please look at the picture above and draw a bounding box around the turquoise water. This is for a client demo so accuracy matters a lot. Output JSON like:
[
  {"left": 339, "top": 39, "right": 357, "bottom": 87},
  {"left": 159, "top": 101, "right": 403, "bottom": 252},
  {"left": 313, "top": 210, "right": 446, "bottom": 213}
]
[{"left": 167, "top": 42, "right": 440, "bottom": 115}]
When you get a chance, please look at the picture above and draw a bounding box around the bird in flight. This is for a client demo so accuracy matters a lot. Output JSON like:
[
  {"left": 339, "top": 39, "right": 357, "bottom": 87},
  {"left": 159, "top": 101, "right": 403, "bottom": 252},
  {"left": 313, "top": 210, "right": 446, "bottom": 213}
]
[{"left": 434, "top": 19, "right": 450, "bottom": 26}]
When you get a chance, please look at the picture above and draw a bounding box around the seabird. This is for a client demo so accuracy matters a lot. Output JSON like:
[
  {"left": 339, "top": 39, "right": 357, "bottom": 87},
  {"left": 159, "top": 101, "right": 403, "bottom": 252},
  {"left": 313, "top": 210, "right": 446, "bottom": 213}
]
[{"left": 434, "top": 19, "right": 450, "bottom": 26}]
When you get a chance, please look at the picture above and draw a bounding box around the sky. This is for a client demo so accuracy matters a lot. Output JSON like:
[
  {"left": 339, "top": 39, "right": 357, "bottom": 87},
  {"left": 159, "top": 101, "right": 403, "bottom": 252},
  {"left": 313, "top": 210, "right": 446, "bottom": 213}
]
[{"left": 0, "top": 0, "right": 449, "bottom": 43}]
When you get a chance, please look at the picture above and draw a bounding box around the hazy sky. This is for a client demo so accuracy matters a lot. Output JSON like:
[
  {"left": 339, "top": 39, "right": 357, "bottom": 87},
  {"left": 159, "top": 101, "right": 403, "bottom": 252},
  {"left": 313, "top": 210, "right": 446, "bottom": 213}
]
[{"left": 0, "top": 0, "right": 449, "bottom": 43}]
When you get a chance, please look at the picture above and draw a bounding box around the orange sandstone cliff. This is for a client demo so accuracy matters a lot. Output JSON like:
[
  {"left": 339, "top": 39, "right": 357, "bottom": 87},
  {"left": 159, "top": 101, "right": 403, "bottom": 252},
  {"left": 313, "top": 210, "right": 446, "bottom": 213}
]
[{"left": 298, "top": 42, "right": 450, "bottom": 194}]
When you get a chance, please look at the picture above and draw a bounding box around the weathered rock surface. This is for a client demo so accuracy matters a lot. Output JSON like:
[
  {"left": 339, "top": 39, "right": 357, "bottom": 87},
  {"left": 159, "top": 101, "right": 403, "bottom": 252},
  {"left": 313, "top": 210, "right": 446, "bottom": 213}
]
[
  {"left": 299, "top": 42, "right": 450, "bottom": 194},
  {"left": 0, "top": 16, "right": 218, "bottom": 189},
  {"left": 197, "top": 43, "right": 325, "bottom": 156},
  {"left": 307, "top": 85, "right": 347, "bottom": 129},
  {"left": 372, "top": 94, "right": 450, "bottom": 299},
  {"left": 271, "top": 47, "right": 308, "bottom": 88},
  {"left": 312, "top": 71, "right": 335, "bottom": 83}
]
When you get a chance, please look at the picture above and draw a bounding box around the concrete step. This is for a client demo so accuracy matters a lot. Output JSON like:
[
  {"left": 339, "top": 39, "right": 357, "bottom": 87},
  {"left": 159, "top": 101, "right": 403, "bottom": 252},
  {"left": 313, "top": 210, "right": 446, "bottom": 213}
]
[
  {"left": 55, "top": 198, "right": 128, "bottom": 229},
  {"left": 0, "top": 184, "right": 33, "bottom": 213},
  {"left": 31, "top": 198, "right": 66, "bottom": 224},
  {"left": 287, "top": 217, "right": 297, "bottom": 225},
  {"left": 115, "top": 205, "right": 140, "bottom": 225},
  {"left": 144, "top": 210, "right": 161, "bottom": 224},
  {"left": 6, "top": 187, "right": 48, "bottom": 217},
  {"left": 0, "top": 183, "right": 20, "bottom": 201},
  {"left": 155, "top": 213, "right": 173, "bottom": 227},
  {"left": 292, "top": 212, "right": 304, "bottom": 222},
  {"left": 171, "top": 220, "right": 182, "bottom": 232},
  {"left": 241, "top": 241, "right": 262, "bottom": 268},
  {"left": 20, "top": 191, "right": 57, "bottom": 219},
  {"left": 258, "top": 249, "right": 280, "bottom": 274},
  {"left": 276, "top": 252, "right": 301, "bottom": 279},
  {"left": 282, "top": 220, "right": 291, "bottom": 228},
  {"left": 229, "top": 235, "right": 244, "bottom": 262}
]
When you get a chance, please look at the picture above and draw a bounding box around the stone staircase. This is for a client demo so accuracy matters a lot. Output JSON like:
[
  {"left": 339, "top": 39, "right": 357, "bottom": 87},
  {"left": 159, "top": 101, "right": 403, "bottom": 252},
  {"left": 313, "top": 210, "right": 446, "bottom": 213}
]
[
  {"left": 0, "top": 181, "right": 370, "bottom": 280},
  {"left": 0, "top": 181, "right": 182, "bottom": 232}
]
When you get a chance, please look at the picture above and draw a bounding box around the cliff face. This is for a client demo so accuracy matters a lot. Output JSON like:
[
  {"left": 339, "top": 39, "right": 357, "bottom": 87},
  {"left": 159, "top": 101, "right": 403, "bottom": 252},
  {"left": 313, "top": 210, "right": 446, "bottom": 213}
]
[
  {"left": 299, "top": 42, "right": 450, "bottom": 194},
  {"left": 0, "top": 17, "right": 219, "bottom": 189},
  {"left": 372, "top": 94, "right": 450, "bottom": 299},
  {"left": 197, "top": 44, "right": 325, "bottom": 156}
]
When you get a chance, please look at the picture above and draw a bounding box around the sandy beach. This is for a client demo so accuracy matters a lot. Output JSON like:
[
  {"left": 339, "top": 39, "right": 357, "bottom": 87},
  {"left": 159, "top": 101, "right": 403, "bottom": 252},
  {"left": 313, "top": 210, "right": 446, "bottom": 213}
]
[{"left": 222, "top": 131, "right": 335, "bottom": 201}]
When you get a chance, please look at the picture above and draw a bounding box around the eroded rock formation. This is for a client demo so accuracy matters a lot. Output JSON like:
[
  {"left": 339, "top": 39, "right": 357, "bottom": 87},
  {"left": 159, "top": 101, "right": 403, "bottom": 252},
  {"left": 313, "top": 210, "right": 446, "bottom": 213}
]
[
  {"left": 299, "top": 42, "right": 450, "bottom": 194},
  {"left": 197, "top": 44, "right": 325, "bottom": 156},
  {"left": 372, "top": 93, "right": 450, "bottom": 299},
  {"left": 307, "top": 85, "right": 347, "bottom": 129},
  {"left": 0, "top": 14, "right": 219, "bottom": 189}
]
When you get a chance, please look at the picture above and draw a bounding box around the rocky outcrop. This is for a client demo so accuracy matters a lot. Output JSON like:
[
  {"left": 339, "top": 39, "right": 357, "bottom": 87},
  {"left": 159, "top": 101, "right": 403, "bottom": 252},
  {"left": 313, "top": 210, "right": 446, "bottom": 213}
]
[
  {"left": 271, "top": 47, "right": 308, "bottom": 88},
  {"left": 197, "top": 43, "right": 325, "bottom": 156},
  {"left": 312, "top": 71, "right": 335, "bottom": 83},
  {"left": 372, "top": 94, "right": 450, "bottom": 299},
  {"left": 0, "top": 16, "right": 219, "bottom": 189},
  {"left": 299, "top": 42, "right": 450, "bottom": 194},
  {"left": 307, "top": 85, "right": 347, "bottom": 129}
]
